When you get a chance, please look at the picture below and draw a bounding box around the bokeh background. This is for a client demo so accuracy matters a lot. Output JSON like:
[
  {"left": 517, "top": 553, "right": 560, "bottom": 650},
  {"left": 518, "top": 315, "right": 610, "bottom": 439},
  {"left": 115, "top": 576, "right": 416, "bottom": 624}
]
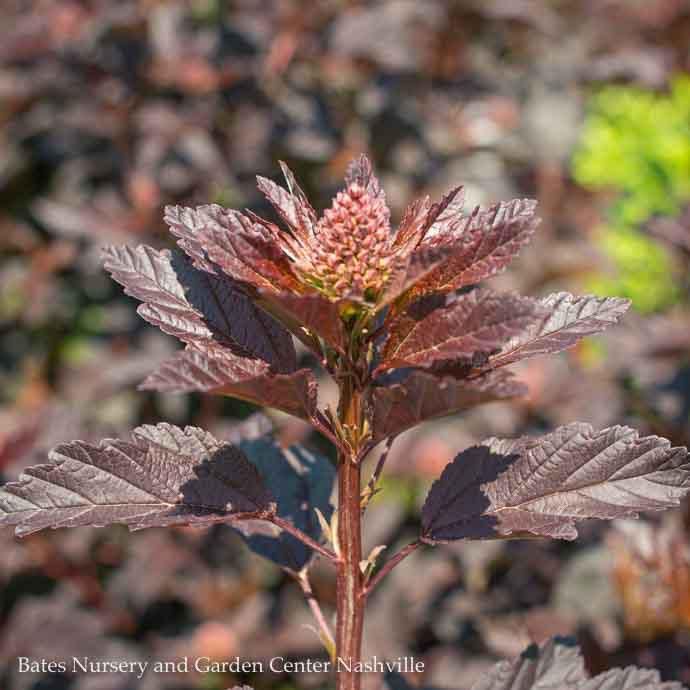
[{"left": 2, "top": 1, "right": 690, "bottom": 689}]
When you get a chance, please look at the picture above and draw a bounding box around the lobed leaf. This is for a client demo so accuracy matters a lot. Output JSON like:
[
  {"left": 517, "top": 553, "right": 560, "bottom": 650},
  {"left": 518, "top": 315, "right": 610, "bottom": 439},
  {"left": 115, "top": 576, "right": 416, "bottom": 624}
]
[
  {"left": 165, "top": 204, "right": 300, "bottom": 293},
  {"left": 0, "top": 424, "right": 274, "bottom": 537},
  {"left": 233, "top": 439, "right": 335, "bottom": 571},
  {"left": 576, "top": 669, "right": 684, "bottom": 690},
  {"left": 422, "top": 423, "right": 690, "bottom": 543},
  {"left": 163, "top": 204, "right": 219, "bottom": 273},
  {"left": 102, "top": 244, "right": 296, "bottom": 372},
  {"left": 470, "top": 637, "right": 683, "bottom": 690},
  {"left": 376, "top": 245, "right": 450, "bottom": 310},
  {"left": 140, "top": 343, "right": 317, "bottom": 421},
  {"left": 487, "top": 292, "right": 631, "bottom": 370},
  {"left": 380, "top": 289, "right": 544, "bottom": 371},
  {"left": 471, "top": 637, "right": 586, "bottom": 690},
  {"left": 423, "top": 185, "right": 466, "bottom": 239},
  {"left": 369, "top": 369, "right": 526, "bottom": 442},
  {"left": 393, "top": 195, "right": 432, "bottom": 252},
  {"left": 196, "top": 207, "right": 302, "bottom": 293},
  {"left": 166, "top": 205, "right": 349, "bottom": 353},
  {"left": 407, "top": 198, "right": 539, "bottom": 302},
  {"left": 384, "top": 638, "right": 683, "bottom": 690},
  {"left": 258, "top": 289, "right": 349, "bottom": 355},
  {"left": 257, "top": 161, "right": 317, "bottom": 238}
]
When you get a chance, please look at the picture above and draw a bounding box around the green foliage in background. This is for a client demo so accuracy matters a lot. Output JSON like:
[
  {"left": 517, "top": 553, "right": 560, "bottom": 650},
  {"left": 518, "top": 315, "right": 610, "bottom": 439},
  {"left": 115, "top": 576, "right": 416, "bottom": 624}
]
[{"left": 573, "top": 75, "right": 690, "bottom": 312}]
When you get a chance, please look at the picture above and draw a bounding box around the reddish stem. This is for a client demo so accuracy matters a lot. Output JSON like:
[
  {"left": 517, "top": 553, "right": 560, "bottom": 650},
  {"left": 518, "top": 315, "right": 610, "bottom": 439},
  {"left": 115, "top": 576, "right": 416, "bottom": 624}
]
[
  {"left": 360, "top": 540, "right": 420, "bottom": 598},
  {"left": 335, "top": 377, "right": 365, "bottom": 690},
  {"left": 271, "top": 516, "right": 338, "bottom": 562}
]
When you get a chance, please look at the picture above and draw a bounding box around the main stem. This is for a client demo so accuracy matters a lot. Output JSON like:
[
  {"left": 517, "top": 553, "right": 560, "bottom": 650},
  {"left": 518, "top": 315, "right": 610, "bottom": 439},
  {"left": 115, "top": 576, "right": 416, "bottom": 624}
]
[{"left": 335, "top": 375, "right": 364, "bottom": 690}]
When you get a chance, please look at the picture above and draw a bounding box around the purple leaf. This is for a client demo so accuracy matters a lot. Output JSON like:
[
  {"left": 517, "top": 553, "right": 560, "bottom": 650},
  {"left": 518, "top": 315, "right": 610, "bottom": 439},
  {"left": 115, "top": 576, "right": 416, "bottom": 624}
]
[
  {"left": 408, "top": 198, "right": 539, "bottom": 302},
  {"left": 380, "top": 289, "right": 544, "bottom": 370},
  {"left": 0, "top": 424, "right": 275, "bottom": 537},
  {"left": 165, "top": 204, "right": 301, "bottom": 293},
  {"left": 576, "top": 669, "right": 684, "bottom": 690},
  {"left": 164, "top": 204, "right": 220, "bottom": 273},
  {"left": 423, "top": 185, "right": 465, "bottom": 238},
  {"left": 140, "top": 344, "right": 317, "bottom": 421},
  {"left": 370, "top": 370, "right": 526, "bottom": 442},
  {"left": 376, "top": 245, "right": 450, "bottom": 310},
  {"left": 259, "top": 290, "right": 349, "bottom": 355},
  {"left": 172, "top": 208, "right": 348, "bottom": 352},
  {"left": 102, "top": 244, "right": 296, "bottom": 372},
  {"left": 256, "top": 161, "right": 317, "bottom": 237},
  {"left": 422, "top": 423, "right": 690, "bottom": 543},
  {"left": 470, "top": 637, "right": 586, "bottom": 690},
  {"left": 487, "top": 292, "right": 631, "bottom": 369},
  {"left": 471, "top": 637, "right": 683, "bottom": 690},
  {"left": 233, "top": 439, "right": 335, "bottom": 571},
  {"left": 393, "top": 195, "right": 432, "bottom": 252}
]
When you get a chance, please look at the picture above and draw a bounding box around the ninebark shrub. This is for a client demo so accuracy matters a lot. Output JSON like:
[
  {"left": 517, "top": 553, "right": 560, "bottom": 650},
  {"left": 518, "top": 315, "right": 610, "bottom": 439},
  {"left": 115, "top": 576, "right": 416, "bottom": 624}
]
[{"left": 1, "top": 156, "right": 688, "bottom": 690}]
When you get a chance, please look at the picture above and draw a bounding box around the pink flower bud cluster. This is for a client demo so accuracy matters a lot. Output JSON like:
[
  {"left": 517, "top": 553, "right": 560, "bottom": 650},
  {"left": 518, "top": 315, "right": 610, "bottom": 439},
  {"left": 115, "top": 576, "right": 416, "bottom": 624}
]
[{"left": 292, "top": 182, "right": 394, "bottom": 299}]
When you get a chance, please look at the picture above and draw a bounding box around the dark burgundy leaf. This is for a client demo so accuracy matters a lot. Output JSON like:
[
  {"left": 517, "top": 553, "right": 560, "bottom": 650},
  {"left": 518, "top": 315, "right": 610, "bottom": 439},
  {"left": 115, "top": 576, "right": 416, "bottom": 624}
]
[
  {"left": 0, "top": 424, "right": 275, "bottom": 537},
  {"left": 384, "top": 638, "right": 680, "bottom": 690},
  {"left": 487, "top": 292, "right": 631, "bottom": 369},
  {"left": 200, "top": 207, "right": 303, "bottom": 293},
  {"left": 408, "top": 198, "right": 538, "bottom": 302},
  {"left": 392, "top": 195, "right": 432, "bottom": 252},
  {"left": 370, "top": 370, "right": 526, "bottom": 442},
  {"left": 377, "top": 245, "right": 450, "bottom": 310},
  {"left": 381, "top": 289, "right": 543, "bottom": 370},
  {"left": 256, "top": 161, "right": 317, "bottom": 237},
  {"left": 163, "top": 204, "right": 219, "bottom": 273},
  {"left": 279, "top": 161, "right": 316, "bottom": 214},
  {"left": 423, "top": 185, "right": 465, "bottom": 237},
  {"left": 576, "top": 669, "right": 683, "bottom": 690},
  {"left": 470, "top": 637, "right": 586, "bottom": 690},
  {"left": 103, "top": 244, "right": 213, "bottom": 344},
  {"left": 102, "top": 244, "right": 296, "bottom": 372},
  {"left": 140, "top": 344, "right": 318, "bottom": 421},
  {"left": 234, "top": 438, "right": 335, "bottom": 571},
  {"left": 177, "top": 209, "right": 347, "bottom": 352},
  {"left": 259, "top": 289, "right": 349, "bottom": 355},
  {"left": 471, "top": 637, "right": 683, "bottom": 690},
  {"left": 422, "top": 423, "right": 690, "bottom": 543},
  {"left": 166, "top": 204, "right": 300, "bottom": 293}
]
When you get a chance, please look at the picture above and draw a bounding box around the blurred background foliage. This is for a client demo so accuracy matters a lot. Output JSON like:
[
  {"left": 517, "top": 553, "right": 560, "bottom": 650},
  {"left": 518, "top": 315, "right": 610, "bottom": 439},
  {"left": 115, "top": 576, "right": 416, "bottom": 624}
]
[
  {"left": 1, "top": 2, "right": 690, "bottom": 690},
  {"left": 573, "top": 75, "right": 690, "bottom": 312}
]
